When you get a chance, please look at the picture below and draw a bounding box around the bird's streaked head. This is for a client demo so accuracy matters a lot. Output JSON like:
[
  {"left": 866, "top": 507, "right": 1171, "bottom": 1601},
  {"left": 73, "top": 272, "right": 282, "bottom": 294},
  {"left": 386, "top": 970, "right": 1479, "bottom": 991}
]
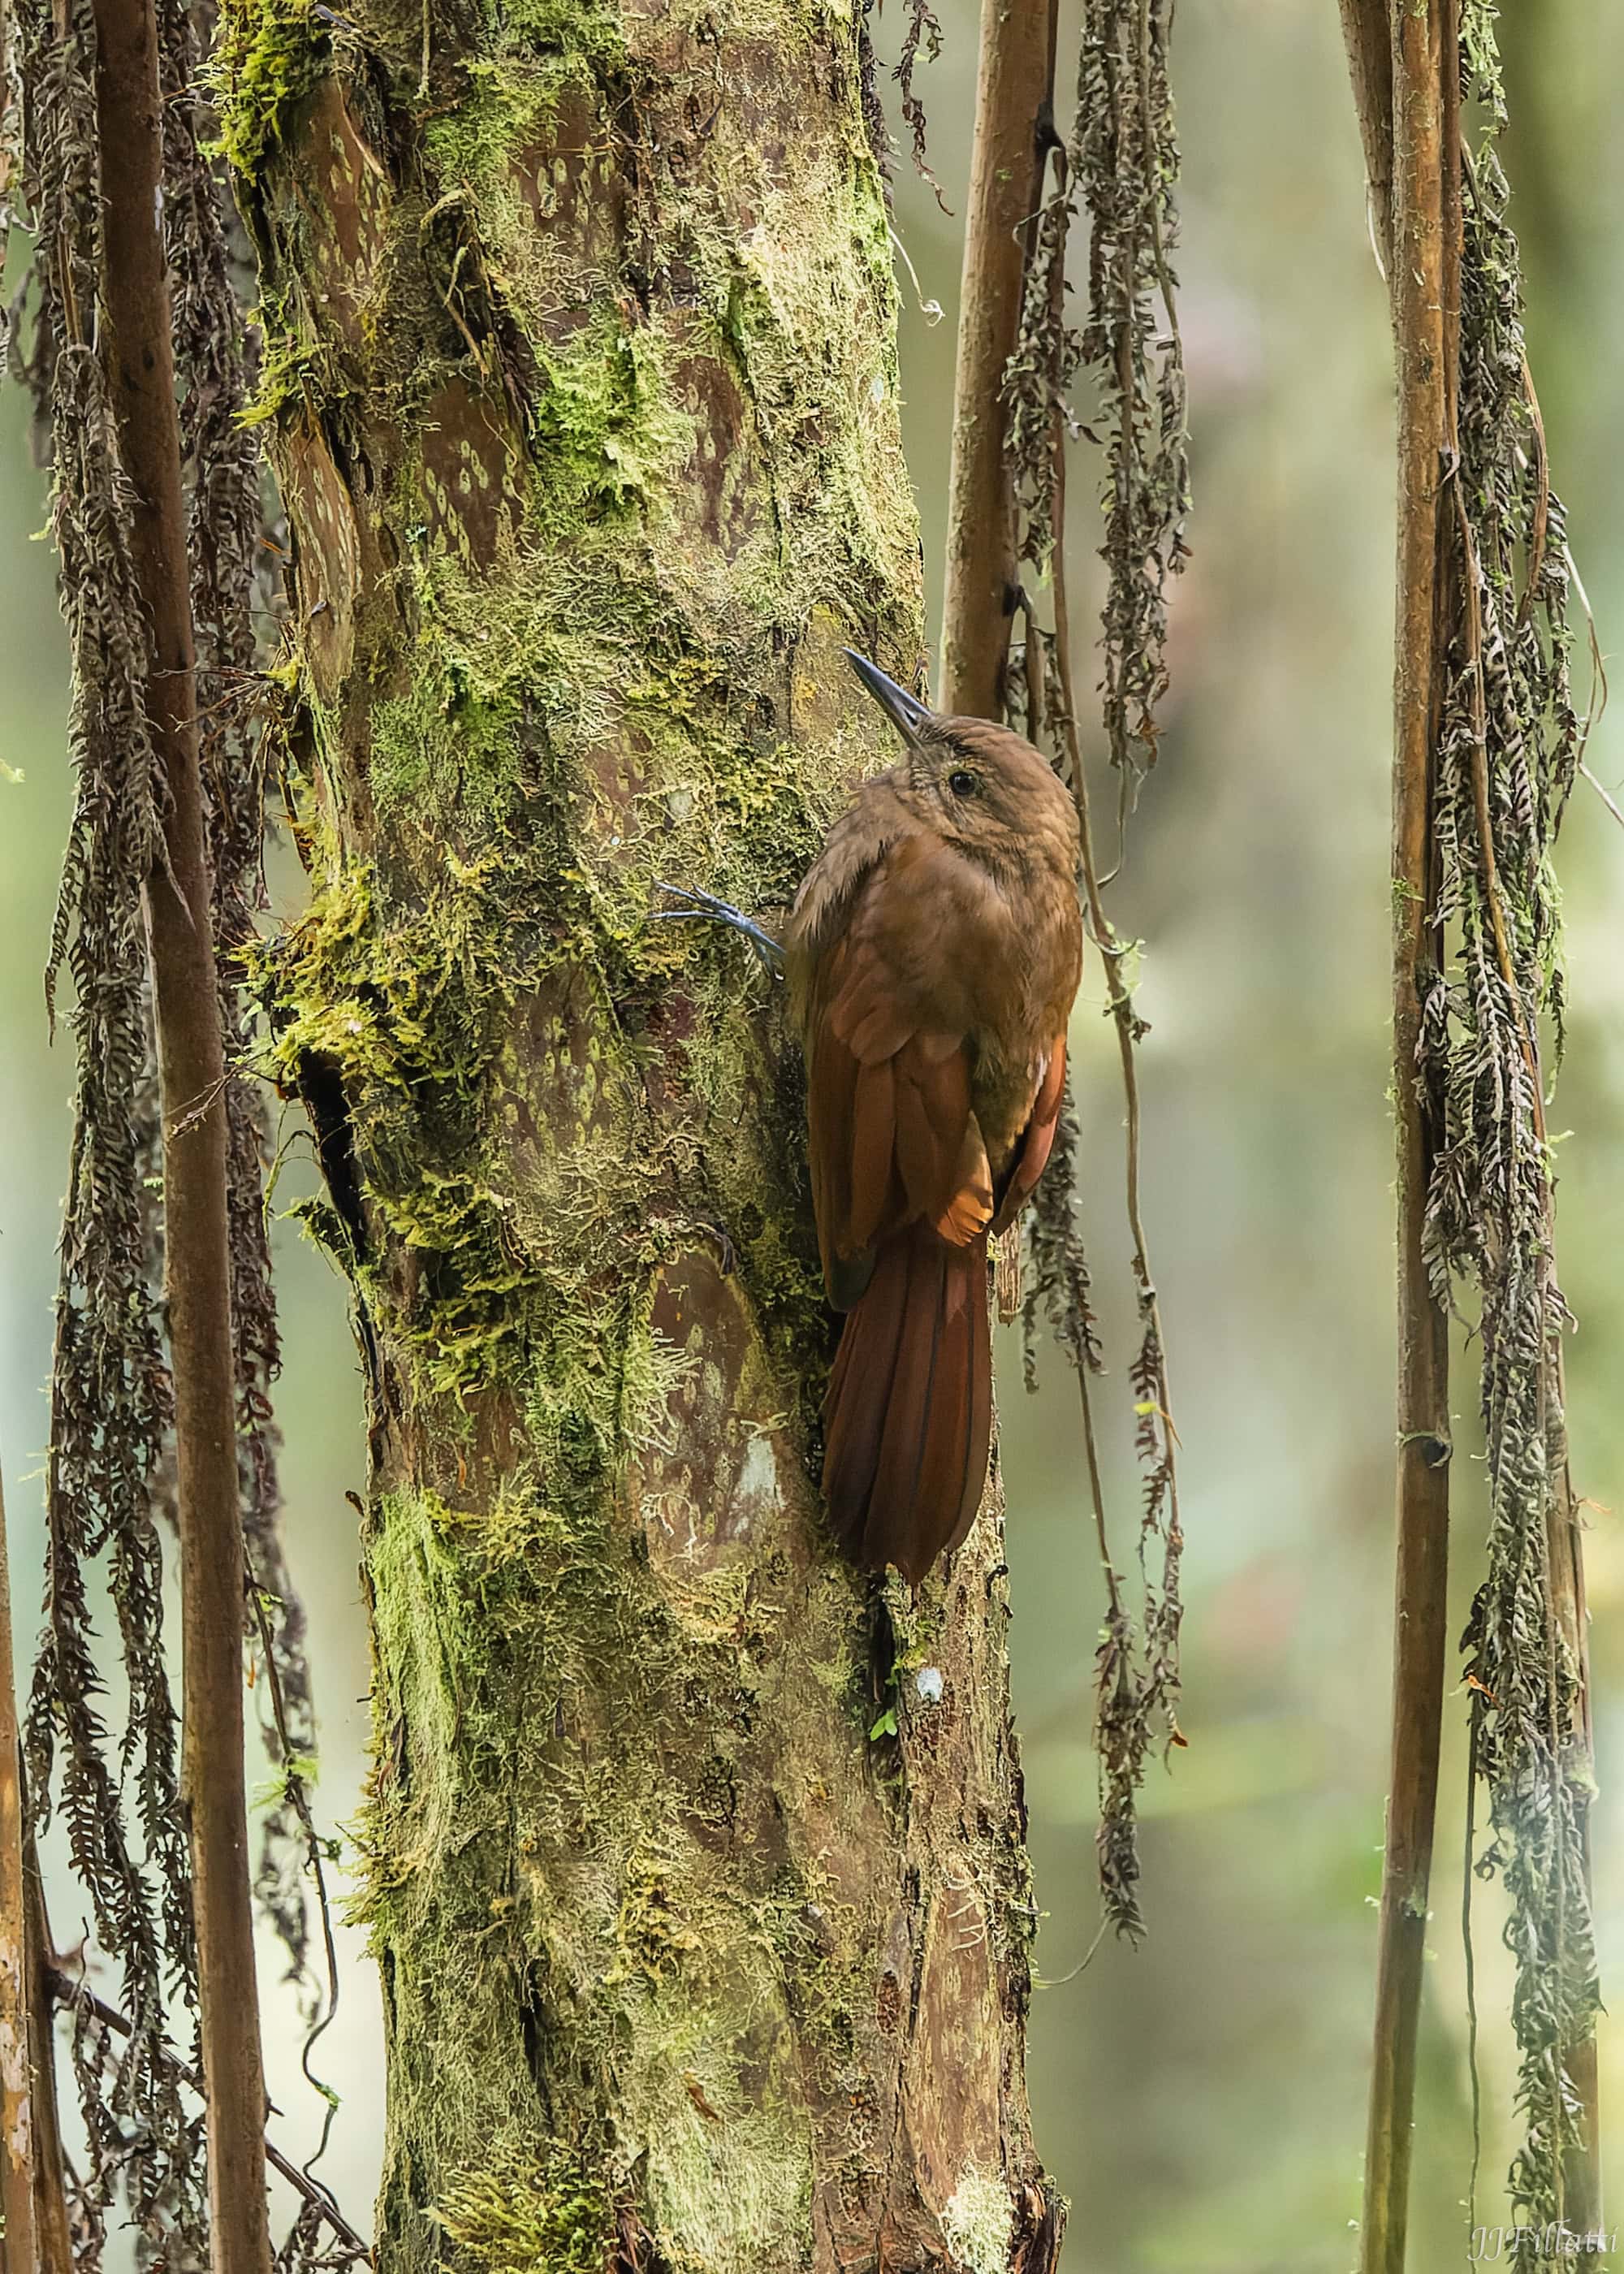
[{"left": 841, "top": 648, "right": 1078, "bottom": 874}]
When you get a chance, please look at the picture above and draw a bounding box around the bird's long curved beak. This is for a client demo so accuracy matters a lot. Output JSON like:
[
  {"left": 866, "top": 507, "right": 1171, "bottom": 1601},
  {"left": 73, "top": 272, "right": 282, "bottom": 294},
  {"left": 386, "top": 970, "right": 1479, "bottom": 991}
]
[{"left": 842, "top": 648, "right": 931, "bottom": 749}]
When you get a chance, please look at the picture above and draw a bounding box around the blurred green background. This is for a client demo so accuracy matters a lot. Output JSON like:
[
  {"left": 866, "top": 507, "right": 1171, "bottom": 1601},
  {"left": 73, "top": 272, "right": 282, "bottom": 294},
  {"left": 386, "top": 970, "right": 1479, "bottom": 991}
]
[{"left": 3, "top": 2, "right": 1623, "bottom": 2265}]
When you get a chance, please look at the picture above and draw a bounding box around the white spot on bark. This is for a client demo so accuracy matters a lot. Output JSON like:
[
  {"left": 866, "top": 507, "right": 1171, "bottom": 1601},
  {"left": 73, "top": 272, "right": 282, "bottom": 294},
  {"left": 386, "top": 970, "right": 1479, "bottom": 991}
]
[
  {"left": 733, "top": 1433, "right": 783, "bottom": 1525},
  {"left": 943, "top": 2167, "right": 1014, "bottom": 2274},
  {"left": 914, "top": 1666, "right": 944, "bottom": 1704},
  {"left": 0, "top": 1967, "right": 32, "bottom": 2164}
]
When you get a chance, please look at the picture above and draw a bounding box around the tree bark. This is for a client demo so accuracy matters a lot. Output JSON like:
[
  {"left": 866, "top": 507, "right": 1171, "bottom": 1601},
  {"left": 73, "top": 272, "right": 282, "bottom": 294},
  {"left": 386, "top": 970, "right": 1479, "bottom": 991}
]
[{"left": 227, "top": 4, "right": 1060, "bottom": 2265}]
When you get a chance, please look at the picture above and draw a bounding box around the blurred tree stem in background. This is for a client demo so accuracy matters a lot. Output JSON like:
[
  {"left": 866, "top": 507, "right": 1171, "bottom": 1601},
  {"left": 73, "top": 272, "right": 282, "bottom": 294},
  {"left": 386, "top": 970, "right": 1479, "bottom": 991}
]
[
  {"left": 1353, "top": 6, "right": 1455, "bottom": 2260},
  {"left": 1341, "top": 3, "right": 1603, "bottom": 2263},
  {"left": 0, "top": 1465, "right": 71, "bottom": 2273}
]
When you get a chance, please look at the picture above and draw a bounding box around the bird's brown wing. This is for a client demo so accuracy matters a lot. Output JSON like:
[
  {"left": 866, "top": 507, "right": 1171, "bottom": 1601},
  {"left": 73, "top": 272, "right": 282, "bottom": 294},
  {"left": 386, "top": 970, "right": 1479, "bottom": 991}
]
[
  {"left": 805, "top": 847, "right": 994, "bottom": 1312},
  {"left": 989, "top": 1033, "right": 1069, "bottom": 1234}
]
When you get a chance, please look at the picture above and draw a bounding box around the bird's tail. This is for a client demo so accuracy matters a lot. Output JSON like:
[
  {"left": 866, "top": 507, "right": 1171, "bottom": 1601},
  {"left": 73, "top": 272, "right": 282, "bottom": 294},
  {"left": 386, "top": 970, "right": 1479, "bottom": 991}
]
[{"left": 822, "top": 1223, "right": 992, "bottom": 1584}]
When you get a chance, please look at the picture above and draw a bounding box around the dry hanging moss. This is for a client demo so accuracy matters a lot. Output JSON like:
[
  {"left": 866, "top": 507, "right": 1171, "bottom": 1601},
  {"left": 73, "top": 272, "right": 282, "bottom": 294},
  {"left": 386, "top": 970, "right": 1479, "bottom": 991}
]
[
  {"left": 3, "top": 0, "right": 203, "bottom": 2241},
  {"left": 1005, "top": 0, "right": 1189, "bottom": 794},
  {"left": 1000, "top": 0, "right": 1190, "bottom": 1941},
  {"left": 893, "top": 0, "right": 946, "bottom": 208},
  {"left": 1424, "top": 11, "right": 1599, "bottom": 2226},
  {"left": 3, "top": 0, "right": 337, "bottom": 2251}
]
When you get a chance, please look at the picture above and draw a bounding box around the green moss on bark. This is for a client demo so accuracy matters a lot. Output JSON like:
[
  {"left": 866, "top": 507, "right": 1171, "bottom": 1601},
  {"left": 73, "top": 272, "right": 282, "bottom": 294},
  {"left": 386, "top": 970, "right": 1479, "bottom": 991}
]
[
  {"left": 213, "top": 0, "right": 327, "bottom": 174},
  {"left": 435, "top": 2141, "right": 613, "bottom": 2274}
]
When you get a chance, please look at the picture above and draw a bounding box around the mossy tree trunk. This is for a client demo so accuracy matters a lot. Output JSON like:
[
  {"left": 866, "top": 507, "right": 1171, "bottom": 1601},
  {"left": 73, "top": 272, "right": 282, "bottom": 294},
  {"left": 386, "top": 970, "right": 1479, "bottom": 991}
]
[{"left": 225, "top": 2, "right": 1060, "bottom": 2265}]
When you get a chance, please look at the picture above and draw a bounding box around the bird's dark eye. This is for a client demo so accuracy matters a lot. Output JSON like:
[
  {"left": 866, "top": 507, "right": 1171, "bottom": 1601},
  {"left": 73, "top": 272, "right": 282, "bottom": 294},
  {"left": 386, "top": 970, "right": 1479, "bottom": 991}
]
[{"left": 948, "top": 769, "right": 979, "bottom": 798}]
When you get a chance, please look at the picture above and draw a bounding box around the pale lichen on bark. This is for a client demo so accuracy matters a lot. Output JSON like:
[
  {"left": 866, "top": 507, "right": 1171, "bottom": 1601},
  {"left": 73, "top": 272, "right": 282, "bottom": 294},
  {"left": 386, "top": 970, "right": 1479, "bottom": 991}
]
[{"left": 222, "top": 0, "right": 1060, "bottom": 2264}]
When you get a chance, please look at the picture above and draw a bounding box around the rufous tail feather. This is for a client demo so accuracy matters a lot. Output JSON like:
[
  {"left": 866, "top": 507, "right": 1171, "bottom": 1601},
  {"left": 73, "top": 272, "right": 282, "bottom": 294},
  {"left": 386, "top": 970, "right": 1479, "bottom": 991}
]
[{"left": 822, "top": 1224, "right": 991, "bottom": 1583}]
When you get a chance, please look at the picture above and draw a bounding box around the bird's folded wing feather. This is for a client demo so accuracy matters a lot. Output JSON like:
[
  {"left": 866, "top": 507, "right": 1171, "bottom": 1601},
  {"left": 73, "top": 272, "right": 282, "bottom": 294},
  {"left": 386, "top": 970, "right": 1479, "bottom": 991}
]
[
  {"left": 806, "top": 844, "right": 994, "bottom": 1309},
  {"left": 990, "top": 1033, "right": 1069, "bottom": 1234}
]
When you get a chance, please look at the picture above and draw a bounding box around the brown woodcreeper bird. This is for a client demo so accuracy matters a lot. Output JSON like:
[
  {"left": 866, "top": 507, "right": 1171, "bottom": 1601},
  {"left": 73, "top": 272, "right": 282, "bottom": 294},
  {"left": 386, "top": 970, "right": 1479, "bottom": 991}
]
[{"left": 784, "top": 652, "right": 1083, "bottom": 1583}]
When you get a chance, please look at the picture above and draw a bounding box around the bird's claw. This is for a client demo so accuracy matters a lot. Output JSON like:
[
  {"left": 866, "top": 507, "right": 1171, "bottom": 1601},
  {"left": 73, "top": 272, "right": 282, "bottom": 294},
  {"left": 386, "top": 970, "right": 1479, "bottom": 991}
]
[{"left": 651, "top": 881, "right": 785, "bottom": 980}]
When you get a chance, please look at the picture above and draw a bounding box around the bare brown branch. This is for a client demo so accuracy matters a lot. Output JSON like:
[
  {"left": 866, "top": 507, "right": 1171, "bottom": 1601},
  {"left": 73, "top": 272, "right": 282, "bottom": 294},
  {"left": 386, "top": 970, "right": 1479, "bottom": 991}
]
[
  {"left": 0, "top": 1459, "right": 71, "bottom": 2273},
  {"left": 0, "top": 1468, "right": 37, "bottom": 2274},
  {"left": 24, "top": 1861, "right": 71, "bottom": 2274},
  {"left": 1337, "top": 0, "right": 1393, "bottom": 266},
  {"left": 87, "top": 0, "right": 271, "bottom": 2259},
  {"left": 1357, "top": 0, "right": 1453, "bottom": 2265},
  {"left": 940, "top": 0, "right": 1059, "bottom": 717}
]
